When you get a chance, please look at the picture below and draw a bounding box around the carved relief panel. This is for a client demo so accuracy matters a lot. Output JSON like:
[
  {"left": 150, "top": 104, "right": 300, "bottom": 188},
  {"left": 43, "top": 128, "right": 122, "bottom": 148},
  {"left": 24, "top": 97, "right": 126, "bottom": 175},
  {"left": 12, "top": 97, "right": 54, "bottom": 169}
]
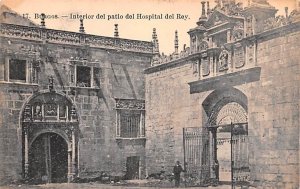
[
  {"left": 234, "top": 43, "right": 245, "bottom": 68},
  {"left": 246, "top": 43, "right": 255, "bottom": 65},
  {"left": 201, "top": 53, "right": 210, "bottom": 76},
  {"left": 245, "top": 15, "right": 254, "bottom": 37},
  {"left": 192, "top": 60, "right": 200, "bottom": 74},
  {"left": 218, "top": 46, "right": 230, "bottom": 72}
]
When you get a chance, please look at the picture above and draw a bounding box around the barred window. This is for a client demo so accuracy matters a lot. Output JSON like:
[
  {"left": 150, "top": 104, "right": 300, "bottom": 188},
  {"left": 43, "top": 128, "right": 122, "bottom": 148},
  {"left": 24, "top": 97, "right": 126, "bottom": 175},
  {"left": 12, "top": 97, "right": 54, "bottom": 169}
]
[
  {"left": 116, "top": 109, "right": 145, "bottom": 139},
  {"left": 120, "top": 111, "right": 141, "bottom": 138}
]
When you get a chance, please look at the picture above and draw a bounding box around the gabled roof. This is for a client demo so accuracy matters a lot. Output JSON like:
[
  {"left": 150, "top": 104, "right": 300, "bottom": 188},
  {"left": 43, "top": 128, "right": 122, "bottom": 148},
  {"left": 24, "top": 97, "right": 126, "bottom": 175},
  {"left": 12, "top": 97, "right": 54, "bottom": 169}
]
[
  {"left": 204, "top": 9, "right": 244, "bottom": 29},
  {"left": 0, "top": 4, "right": 38, "bottom": 27},
  {"left": 188, "top": 8, "right": 244, "bottom": 34}
]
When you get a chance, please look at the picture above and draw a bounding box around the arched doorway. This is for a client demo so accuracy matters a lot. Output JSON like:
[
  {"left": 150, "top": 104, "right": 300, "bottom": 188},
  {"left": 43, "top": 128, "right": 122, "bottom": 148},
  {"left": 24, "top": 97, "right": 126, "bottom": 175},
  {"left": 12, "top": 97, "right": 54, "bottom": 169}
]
[
  {"left": 21, "top": 92, "right": 79, "bottom": 183},
  {"left": 29, "top": 132, "right": 68, "bottom": 183},
  {"left": 210, "top": 102, "right": 248, "bottom": 184},
  {"left": 203, "top": 87, "right": 249, "bottom": 186}
]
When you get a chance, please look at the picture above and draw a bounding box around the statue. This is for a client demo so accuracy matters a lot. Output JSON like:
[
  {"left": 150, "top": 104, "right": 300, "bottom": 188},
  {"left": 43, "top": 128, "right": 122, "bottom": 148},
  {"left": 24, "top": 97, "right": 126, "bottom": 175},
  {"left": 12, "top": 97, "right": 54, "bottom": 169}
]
[{"left": 219, "top": 46, "right": 229, "bottom": 71}]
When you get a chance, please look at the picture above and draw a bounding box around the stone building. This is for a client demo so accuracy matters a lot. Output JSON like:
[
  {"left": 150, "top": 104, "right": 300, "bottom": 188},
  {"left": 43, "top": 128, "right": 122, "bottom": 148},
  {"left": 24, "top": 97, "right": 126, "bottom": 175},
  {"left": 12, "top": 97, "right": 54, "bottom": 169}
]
[
  {"left": 0, "top": 5, "right": 153, "bottom": 184},
  {"left": 145, "top": 0, "right": 299, "bottom": 188}
]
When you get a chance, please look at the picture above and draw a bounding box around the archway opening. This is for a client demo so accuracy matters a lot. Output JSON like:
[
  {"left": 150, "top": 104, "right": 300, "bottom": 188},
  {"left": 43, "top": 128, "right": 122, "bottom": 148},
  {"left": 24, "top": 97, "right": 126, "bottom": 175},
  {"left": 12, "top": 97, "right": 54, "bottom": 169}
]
[
  {"left": 21, "top": 92, "right": 79, "bottom": 183},
  {"left": 202, "top": 87, "right": 249, "bottom": 186},
  {"left": 213, "top": 102, "right": 247, "bottom": 184},
  {"left": 28, "top": 132, "right": 68, "bottom": 184}
]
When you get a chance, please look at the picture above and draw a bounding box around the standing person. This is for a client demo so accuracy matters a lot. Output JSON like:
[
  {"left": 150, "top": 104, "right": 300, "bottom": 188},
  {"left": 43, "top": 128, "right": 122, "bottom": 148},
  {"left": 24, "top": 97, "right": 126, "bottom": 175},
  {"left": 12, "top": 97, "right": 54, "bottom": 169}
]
[
  {"left": 215, "top": 160, "right": 219, "bottom": 181},
  {"left": 173, "top": 161, "right": 184, "bottom": 187},
  {"left": 213, "top": 160, "right": 219, "bottom": 183}
]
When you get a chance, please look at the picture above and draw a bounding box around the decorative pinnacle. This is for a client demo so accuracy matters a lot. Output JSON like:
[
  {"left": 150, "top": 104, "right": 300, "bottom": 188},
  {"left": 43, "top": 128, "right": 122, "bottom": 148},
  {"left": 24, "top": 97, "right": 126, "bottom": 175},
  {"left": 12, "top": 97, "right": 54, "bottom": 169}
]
[
  {"left": 152, "top": 28, "right": 157, "bottom": 40},
  {"left": 114, "top": 24, "right": 119, "bottom": 38},
  {"left": 40, "top": 13, "right": 46, "bottom": 28},
  {"left": 48, "top": 75, "right": 54, "bottom": 92},
  {"left": 174, "top": 30, "right": 179, "bottom": 54},
  {"left": 79, "top": 18, "right": 85, "bottom": 33},
  {"left": 207, "top": 1, "right": 210, "bottom": 14},
  {"left": 197, "top": 1, "right": 207, "bottom": 25},
  {"left": 152, "top": 28, "right": 159, "bottom": 53},
  {"left": 201, "top": 1, "right": 207, "bottom": 19},
  {"left": 285, "top": 7, "right": 288, "bottom": 18}
]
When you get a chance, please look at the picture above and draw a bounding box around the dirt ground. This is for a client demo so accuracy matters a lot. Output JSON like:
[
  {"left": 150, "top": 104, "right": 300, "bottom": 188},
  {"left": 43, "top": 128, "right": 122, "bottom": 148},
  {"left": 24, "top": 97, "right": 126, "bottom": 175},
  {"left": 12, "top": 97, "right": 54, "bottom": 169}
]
[{"left": 0, "top": 181, "right": 236, "bottom": 189}]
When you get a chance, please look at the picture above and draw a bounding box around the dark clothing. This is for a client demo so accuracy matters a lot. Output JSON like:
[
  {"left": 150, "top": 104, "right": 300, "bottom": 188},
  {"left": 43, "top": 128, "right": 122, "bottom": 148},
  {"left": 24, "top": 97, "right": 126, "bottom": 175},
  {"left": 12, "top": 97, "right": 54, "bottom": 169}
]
[
  {"left": 173, "top": 165, "right": 183, "bottom": 187},
  {"left": 213, "top": 162, "right": 219, "bottom": 180}
]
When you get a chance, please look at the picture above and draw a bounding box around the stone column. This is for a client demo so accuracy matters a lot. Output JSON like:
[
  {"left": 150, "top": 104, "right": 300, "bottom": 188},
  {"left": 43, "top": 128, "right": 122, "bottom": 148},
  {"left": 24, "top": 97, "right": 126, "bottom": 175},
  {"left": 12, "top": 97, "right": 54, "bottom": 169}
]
[
  {"left": 72, "top": 129, "right": 76, "bottom": 178},
  {"left": 67, "top": 143, "right": 72, "bottom": 183},
  {"left": 24, "top": 126, "right": 29, "bottom": 180},
  {"left": 209, "top": 129, "right": 215, "bottom": 180}
]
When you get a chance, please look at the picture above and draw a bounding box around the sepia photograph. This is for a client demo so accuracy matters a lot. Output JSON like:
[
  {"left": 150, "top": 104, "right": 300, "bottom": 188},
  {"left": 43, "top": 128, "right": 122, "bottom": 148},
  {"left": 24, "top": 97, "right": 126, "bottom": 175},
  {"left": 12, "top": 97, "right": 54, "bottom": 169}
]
[{"left": 0, "top": 0, "right": 299, "bottom": 188}]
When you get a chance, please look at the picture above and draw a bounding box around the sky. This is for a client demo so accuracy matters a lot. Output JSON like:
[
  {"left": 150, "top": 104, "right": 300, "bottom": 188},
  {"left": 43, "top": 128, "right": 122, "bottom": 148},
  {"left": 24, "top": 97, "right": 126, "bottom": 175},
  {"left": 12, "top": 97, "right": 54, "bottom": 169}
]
[{"left": 1, "top": 0, "right": 297, "bottom": 54}]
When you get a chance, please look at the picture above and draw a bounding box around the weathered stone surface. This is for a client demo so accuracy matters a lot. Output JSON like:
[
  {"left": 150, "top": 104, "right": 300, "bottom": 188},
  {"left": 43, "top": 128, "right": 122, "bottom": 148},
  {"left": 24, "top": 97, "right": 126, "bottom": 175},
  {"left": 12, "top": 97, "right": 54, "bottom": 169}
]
[
  {"left": 145, "top": 25, "right": 300, "bottom": 189},
  {"left": 0, "top": 25, "right": 151, "bottom": 184}
]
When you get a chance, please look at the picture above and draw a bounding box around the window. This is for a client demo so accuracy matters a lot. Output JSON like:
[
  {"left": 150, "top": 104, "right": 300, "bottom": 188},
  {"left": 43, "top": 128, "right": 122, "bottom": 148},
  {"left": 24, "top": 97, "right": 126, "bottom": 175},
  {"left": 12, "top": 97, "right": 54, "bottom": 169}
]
[
  {"left": 115, "top": 99, "right": 145, "bottom": 139},
  {"left": 2, "top": 58, "right": 38, "bottom": 84},
  {"left": 9, "top": 59, "right": 27, "bottom": 82},
  {"left": 120, "top": 110, "right": 141, "bottom": 138},
  {"left": 76, "top": 66, "right": 91, "bottom": 87}
]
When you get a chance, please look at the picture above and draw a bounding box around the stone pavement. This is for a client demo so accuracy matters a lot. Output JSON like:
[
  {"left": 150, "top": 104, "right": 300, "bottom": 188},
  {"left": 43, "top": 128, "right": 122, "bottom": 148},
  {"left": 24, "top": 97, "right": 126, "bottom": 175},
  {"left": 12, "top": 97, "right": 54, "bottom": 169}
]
[{"left": 0, "top": 183, "right": 237, "bottom": 189}]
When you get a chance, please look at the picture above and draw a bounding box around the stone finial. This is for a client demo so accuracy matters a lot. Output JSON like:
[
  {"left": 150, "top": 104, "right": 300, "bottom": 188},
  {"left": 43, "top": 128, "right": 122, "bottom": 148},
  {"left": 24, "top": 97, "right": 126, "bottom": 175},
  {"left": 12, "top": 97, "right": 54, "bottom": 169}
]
[
  {"left": 152, "top": 28, "right": 159, "bottom": 53},
  {"left": 285, "top": 7, "right": 289, "bottom": 18},
  {"left": 114, "top": 24, "right": 119, "bottom": 38},
  {"left": 79, "top": 18, "right": 85, "bottom": 33},
  {"left": 207, "top": 1, "right": 210, "bottom": 15},
  {"left": 197, "top": 1, "right": 207, "bottom": 25},
  {"left": 215, "top": 0, "right": 221, "bottom": 7},
  {"left": 48, "top": 75, "right": 54, "bottom": 92},
  {"left": 174, "top": 30, "right": 179, "bottom": 54},
  {"left": 40, "top": 13, "right": 46, "bottom": 28}
]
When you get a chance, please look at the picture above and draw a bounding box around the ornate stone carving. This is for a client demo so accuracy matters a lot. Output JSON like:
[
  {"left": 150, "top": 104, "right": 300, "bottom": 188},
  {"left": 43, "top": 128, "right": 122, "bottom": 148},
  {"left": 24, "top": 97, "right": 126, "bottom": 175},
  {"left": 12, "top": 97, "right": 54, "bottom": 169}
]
[
  {"left": 202, "top": 56, "right": 210, "bottom": 76},
  {"left": 0, "top": 23, "right": 153, "bottom": 54},
  {"left": 192, "top": 60, "right": 199, "bottom": 74},
  {"left": 0, "top": 24, "right": 41, "bottom": 40},
  {"left": 115, "top": 99, "right": 145, "bottom": 110},
  {"left": 245, "top": 16, "right": 254, "bottom": 37},
  {"left": 263, "top": 16, "right": 289, "bottom": 31},
  {"left": 234, "top": 44, "right": 245, "bottom": 68},
  {"left": 247, "top": 44, "right": 254, "bottom": 64},
  {"left": 47, "top": 30, "right": 80, "bottom": 44},
  {"left": 199, "top": 41, "right": 208, "bottom": 52},
  {"left": 232, "top": 29, "right": 244, "bottom": 41},
  {"left": 23, "top": 104, "right": 32, "bottom": 122},
  {"left": 218, "top": 46, "right": 229, "bottom": 71}
]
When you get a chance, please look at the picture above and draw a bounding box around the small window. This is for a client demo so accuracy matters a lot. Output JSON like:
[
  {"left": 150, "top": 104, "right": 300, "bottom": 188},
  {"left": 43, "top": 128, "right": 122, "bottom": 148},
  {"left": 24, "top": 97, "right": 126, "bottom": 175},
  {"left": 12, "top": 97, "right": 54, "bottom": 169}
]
[
  {"left": 116, "top": 109, "right": 145, "bottom": 139},
  {"left": 9, "top": 59, "right": 26, "bottom": 82},
  {"left": 120, "top": 111, "right": 141, "bottom": 138},
  {"left": 76, "top": 66, "right": 91, "bottom": 87}
]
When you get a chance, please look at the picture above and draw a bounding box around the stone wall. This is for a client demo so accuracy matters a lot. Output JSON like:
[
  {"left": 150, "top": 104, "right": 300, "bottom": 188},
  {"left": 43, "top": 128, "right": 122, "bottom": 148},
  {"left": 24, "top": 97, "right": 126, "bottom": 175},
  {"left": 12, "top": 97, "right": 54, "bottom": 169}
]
[
  {"left": 0, "top": 35, "right": 151, "bottom": 184},
  {"left": 145, "top": 26, "right": 299, "bottom": 188}
]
